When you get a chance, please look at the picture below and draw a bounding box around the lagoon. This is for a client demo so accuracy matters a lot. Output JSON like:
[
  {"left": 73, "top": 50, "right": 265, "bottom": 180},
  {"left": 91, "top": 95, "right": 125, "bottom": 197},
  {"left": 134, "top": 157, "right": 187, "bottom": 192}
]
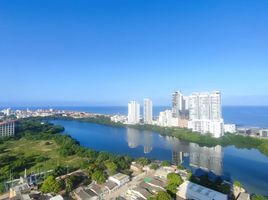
[{"left": 50, "top": 119, "right": 268, "bottom": 195}]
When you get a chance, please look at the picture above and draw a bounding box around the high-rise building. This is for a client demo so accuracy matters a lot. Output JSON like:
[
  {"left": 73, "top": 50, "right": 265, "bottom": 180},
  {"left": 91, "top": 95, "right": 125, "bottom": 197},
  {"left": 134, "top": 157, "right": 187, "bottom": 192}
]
[
  {"left": 188, "top": 91, "right": 224, "bottom": 137},
  {"left": 158, "top": 110, "right": 173, "bottom": 127},
  {"left": 143, "top": 98, "right": 153, "bottom": 124},
  {"left": 189, "top": 91, "right": 222, "bottom": 120},
  {"left": 0, "top": 120, "right": 15, "bottom": 137},
  {"left": 172, "top": 91, "right": 184, "bottom": 118},
  {"left": 127, "top": 101, "right": 140, "bottom": 124}
]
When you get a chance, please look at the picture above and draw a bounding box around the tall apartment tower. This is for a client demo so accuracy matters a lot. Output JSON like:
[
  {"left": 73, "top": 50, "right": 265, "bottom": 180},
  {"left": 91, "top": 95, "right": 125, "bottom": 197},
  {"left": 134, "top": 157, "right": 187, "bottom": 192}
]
[
  {"left": 143, "top": 98, "right": 153, "bottom": 124},
  {"left": 189, "top": 91, "right": 222, "bottom": 120},
  {"left": 172, "top": 91, "right": 184, "bottom": 118},
  {"left": 188, "top": 91, "right": 224, "bottom": 138},
  {"left": 128, "top": 101, "right": 140, "bottom": 124}
]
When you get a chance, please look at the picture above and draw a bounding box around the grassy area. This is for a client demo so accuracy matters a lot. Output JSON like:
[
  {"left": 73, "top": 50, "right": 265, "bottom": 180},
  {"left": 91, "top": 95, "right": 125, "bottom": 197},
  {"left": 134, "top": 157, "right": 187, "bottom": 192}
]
[
  {"left": 0, "top": 118, "right": 133, "bottom": 188},
  {"left": 0, "top": 138, "right": 85, "bottom": 182},
  {"left": 4, "top": 138, "right": 84, "bottom": 169}
]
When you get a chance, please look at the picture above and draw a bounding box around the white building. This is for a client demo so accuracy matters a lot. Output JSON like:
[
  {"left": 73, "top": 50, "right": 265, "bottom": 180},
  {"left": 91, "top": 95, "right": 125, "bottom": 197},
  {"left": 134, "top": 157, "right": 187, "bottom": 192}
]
[
  {"left": 108, "top": 173, "right": 129, "bottom": 186},
  {"left": 188, "top": 119, "right": 224, "bottom": 138},
  {"left": 144, "top": 98, "right": 153, "bottom": 124},
  {"left": 224, "top": 124, "right": 236, "bottom": 133},
  {"left": 158, "top": 110, "right": 172, "bottom": 127},
  {"left": 0, "top": 120, "right": 15, "bottom": 137},
  {"left": 176, "top": 181, "right": 227, "bottom": 200},
  {"left": 3, "top": 108, "right": 11, "bottom": 116},
  {"left": 110, "top": 115, "right": 127, "bottom": 123},
  {"left": 188, "top": 91, "right": 224, "bottom": 137},
  {"left": 172, "top": 91, "right": 187, "bottom": 118},
  {"left": 128, "top": 101, "right": 140, "bottom": 124},
  {"left": 259, "top": 129, "right": 268, "bottom": 138}
]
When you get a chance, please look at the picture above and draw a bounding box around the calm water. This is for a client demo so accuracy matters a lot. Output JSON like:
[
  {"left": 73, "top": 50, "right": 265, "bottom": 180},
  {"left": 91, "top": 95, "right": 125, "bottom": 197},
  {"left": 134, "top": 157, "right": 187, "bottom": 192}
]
[{"left": 51, "top": 119, "right": 268, "bottom": 195}]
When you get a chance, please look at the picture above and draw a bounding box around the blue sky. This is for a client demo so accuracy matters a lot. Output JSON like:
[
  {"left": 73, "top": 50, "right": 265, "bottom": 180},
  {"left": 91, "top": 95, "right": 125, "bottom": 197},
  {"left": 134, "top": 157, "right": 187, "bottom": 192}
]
[{"left": 0, "top": 0, "right": 268, "bottom": 106}]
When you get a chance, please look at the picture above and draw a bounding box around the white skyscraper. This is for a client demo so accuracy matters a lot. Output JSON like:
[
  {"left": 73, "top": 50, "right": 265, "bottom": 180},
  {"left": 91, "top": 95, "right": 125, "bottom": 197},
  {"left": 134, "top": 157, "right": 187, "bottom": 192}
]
[
  {"left": 143, "top": 98, "right": 153, "bottom": 124},
  {"left": 128, "top": 101, "right": 140, "bottom": 124},
  {"left": 188, "top": 91, "right": 224, "bottom": 138},
  {"left": 189, "top": 91, "right": 222, "bottom": 120},
  {"left": 172, "top": 91, "right": 184, "bottom": 118}
]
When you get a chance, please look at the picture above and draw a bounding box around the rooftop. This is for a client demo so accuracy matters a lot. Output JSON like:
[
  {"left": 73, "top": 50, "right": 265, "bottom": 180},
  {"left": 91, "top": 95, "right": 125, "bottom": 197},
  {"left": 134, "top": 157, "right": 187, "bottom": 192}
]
[
  {"left": 177, "top": 181, "right": 227, "bottom": 200},
  {"left": 0, "top": 120, "right": 16, "bottom": 125},
  {"left": 131, "top": 187, "right": 152, "bottom": 199},
  {"left": 104, "top": 181, "right": 118, "bottom": 190},
  {"left": 74, "top": 187, "right": 97, "bottom": 199},
  {"left": 110, "top": 173, "right": 129, "bottom": 181},
  {"left": 237, "top": 192, "right": 250, "bottom": 200}
]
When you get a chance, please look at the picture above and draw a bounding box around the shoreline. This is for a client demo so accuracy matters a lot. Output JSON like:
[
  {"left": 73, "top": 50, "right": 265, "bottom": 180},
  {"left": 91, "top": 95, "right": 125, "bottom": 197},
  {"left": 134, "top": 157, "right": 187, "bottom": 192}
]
[{"left": 45, "top": 115, "right": 268, "bottom": 157}]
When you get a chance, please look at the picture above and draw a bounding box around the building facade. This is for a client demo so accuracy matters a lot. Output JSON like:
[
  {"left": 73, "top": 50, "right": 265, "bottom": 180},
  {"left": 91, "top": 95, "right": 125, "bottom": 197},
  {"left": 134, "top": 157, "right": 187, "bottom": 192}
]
[
  {"left": 224, "top": 124, "right": 236, "bottom": 133},
  {"left": 158, "top": 110, "right": 172, "bottom": 127},
  {"left": 0, "top": 120, "right": 15, "bottom": 137},
  {"left": 143, "top": 98, "right": 153, "bottom": 124},
  {"left": 259, "top": 129, "right": 268, "bottom": 138},
  {"left": 128, "top": 101, "right": 140, "bottom": 124},
  {"left": 172, "top": 91, "right": 188, "bottom": 118},
  {"left": 188, "top": 91, "right": 224, "bottom": 138}
]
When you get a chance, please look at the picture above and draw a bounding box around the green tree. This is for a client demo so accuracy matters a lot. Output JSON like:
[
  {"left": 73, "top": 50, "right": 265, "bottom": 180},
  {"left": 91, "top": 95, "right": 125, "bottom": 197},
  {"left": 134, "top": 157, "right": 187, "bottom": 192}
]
[
  {"left": 105, "top": 162, "right": 117, "bottom": 175},
  {"left": 186, "top": 171, "right": 192, "bottom": 181},
  {"left": 252, "top": 195, "right": 268, "bottom": 200},
  {"left": 177, "top": 164, "right": 185, "bottom": 170},
  {"left": 167, "top": 173, "right": 183, "bottom": 186},
  {"left": 166, "top": 183, "right": 177, "bottom": 195},
  {"left": 234, "top": 181, "right": 242, "bottom": 188},
  {"left": 136, "top": 157, "right": 149, "bottom": 166},
  {"left": 92, "top": 170, "right": 106, "bottom": 184},
  {"left": 154, "top": 191, "right": 172, "bottom": 200},
  {"left": 161, "top": 160, "right": 171, "bottom": 167},
  {"left": 41, "top": 176, "right": 61, "bottom": 194},
  {"left": 0, "top": 183, "right": 5, "bottom": 194},
  {"left": 65, "top": 177, "right": 74, "bottom": 193},
  {"left": 150, "top": 162, "right": 159, "bottom": 170},
  {"left": 166, "top": 173, "right": 183, "bottom": 197}
]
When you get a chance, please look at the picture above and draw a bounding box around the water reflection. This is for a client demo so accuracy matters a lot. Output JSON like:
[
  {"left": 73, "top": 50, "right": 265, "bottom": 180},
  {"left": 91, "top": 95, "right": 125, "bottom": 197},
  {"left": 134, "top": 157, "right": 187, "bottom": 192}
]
[
  {"left": 189, "top": 144, "right": 223, "bottom": 175},
  {"left": 126, "top": 128, "right": 153, "bottom": 154},
  {"left": 126, "top": 128, "right": 140, "bottom": 148},
  {"left": 126, "top": 128, "right": 223, "bottom": 175}
]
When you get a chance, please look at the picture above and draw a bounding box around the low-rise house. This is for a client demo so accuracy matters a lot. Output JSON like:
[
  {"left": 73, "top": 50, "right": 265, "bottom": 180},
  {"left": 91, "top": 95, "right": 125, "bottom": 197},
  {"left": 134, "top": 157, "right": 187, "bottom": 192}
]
[
  {"left": 104, "top": 181, "right": 119, "bottom": 194},
  {"left": 108, "top": 173, "right": 129, "bottom": 187},
  {"left": 233, "top": 185, "right": 246, "bottom": 199},
  {"left": 88, "top": 183, "right": 109, "bottom": 199},
  {"left": 130, "top": 162, "right": 143, "bottom": 173},
  {"left": 237, "top": 192, "right": 250, "bottom": 200},
  {"left": 9, "top": 183, "right": 31, "bottom": 200},
  {"left": 139, "top": 182, "right": 164, "bottom": 194},
  {"left": 154, "top": 167, "right": 175, "bottom": 179},
  {"left": 127, "top": 187, "right": 153, "bottom": 200},
  {"left": 73, "top": 187, "right": 99, "bottom": 200},
  {"left": 176, "top": 181, "right": 228, "bottom": 200},
  {"left": 143, "top": 177, "right": 166, "bottom": 190},
  {"left": 49, "top": 195, "right": 64, "bottom": 200}
]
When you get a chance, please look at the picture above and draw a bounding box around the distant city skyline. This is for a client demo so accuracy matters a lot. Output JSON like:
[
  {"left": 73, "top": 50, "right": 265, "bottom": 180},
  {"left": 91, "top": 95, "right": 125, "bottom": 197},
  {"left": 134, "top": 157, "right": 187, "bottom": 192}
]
[{"left": 1, "top": 0, "right": 268, "bottom": 106}]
